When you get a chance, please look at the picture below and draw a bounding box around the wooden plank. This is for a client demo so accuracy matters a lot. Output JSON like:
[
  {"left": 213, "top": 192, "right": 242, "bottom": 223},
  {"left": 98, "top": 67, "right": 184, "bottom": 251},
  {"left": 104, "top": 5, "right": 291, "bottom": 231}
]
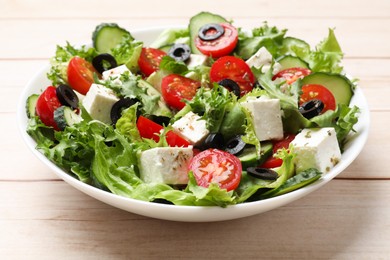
[
  {"left": 2, "top": 0, "right": 389, "bottom": 19},
  {"left": 1, "top": 179, "right": 390, "bottom": 259},
  {"left": 0, "top": 18, "right": 389, "bottom": 59}
]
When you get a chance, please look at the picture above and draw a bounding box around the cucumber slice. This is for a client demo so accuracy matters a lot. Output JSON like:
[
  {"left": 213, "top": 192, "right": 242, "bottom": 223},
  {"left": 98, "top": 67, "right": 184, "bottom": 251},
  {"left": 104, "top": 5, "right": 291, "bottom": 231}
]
[
  {"left": 189, "top": 12, "right": 228, "bottom": 54},
  {"left": 301, "top": 72, "right": 354, "bottom": 105},
  {"left": 92, "top": 23, "right": 133, "bottom": 53},
  {"left": 54, "top": 106, "right": 82, "bottom": 130},
  {"left": 258, "top": 142, "right": 274, "bottom": 166},
  {"left": 277, "top": 55, "right": 309, "bottom": 70},
  {"left": 280, "top": 37, "right": 310, "bottom": 57},
  {"left": 26, "top": 94, "right": 39, "bottom": 118},
  {"left": 238, "top": 142, "right": 273, "bottom": 168}
]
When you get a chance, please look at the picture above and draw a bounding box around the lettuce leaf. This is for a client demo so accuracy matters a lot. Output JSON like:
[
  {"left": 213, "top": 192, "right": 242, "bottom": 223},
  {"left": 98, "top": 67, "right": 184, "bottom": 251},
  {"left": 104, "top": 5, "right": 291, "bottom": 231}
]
[
  {"left": 110, "top": 35, "right": 143, "bottom": 73},
  {"left": 150, "top": 28, "right": 189, "bottom": 50},
  {"left": 236, "top": 22, "right": 287, "bottom": 59}
]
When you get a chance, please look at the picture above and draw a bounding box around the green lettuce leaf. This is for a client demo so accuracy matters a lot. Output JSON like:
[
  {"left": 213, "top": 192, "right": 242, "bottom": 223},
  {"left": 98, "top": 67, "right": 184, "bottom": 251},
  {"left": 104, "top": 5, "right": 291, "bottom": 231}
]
[
  {"left": 110, "top": 35, "right": 143, "bottom": 73},
  {"left": 150, "top": 28, "right": 189, "bottom": 50},
  {"left": 236, "top": 22, "right": 287, "bottom": 59}
]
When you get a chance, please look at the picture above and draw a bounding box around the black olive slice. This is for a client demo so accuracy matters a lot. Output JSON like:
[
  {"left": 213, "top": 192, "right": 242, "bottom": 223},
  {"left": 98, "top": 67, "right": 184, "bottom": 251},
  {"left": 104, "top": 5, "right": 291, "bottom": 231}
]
[
  {"left": 198, "top": 23, "right": 225, "bottom": 41},
  {"left": 56, "top": 84, "right": 79, "bottom": 109},
  {"left": 225, "top": 135, "right": 246, "bottom": 155},
  {"left": 92, "top": 53, "right": 118, "bottom": 74},
  {"left": 147, "top": 115, "right": 171, "bottom": 126},
  {"left": 110, "top": 98, "right": 139, "bottom": 125},
  {"left": 247, "top": 167, "right": 278, "bottom": 180},
  {"left": 218, "top": 79, "right": 241, "bottom": 97},
  {"left": 200, "top": 133, "right": 225, "bottom": 150},
  {"left": 299, "top": 99, "right": 324, "bottom": 119},
  {"left": 168, "top": 43, "right": 191, "bottom": 62}
]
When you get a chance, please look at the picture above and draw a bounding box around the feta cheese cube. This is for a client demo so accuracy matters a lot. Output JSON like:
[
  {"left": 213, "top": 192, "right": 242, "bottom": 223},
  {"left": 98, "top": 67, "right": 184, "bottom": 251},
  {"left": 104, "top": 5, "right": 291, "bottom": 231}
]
[
  {"left": 82, "top": 83, "right": 119, "bottom": 124},
  {"left": 102, "top": 65, "right": 130, "bottom": 84},
  {"left": 172, "top": 111, "right": 209, "bottom": 145},
  {"left": 241, "top": 96, "right": 284, "bottom": 141},
  {"left": 186, "top": 54, "right": 208, "bottom": 69},
  {"left": 291, "top": 128, "right": 341, "bottom": 173},
  {"left": 245, "top": 47, "right": 281, "bottom": 74},
  {"left": 139, "top": 147, "right": 193, "bottom": 185}
]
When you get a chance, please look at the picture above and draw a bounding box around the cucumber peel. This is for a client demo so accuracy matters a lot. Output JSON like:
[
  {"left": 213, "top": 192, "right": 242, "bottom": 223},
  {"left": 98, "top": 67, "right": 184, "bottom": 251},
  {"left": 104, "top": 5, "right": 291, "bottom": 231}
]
[
  {"left": 301, "top": 72, "right": 354, "bottom": 105},
  {"left": 92, "top": 23, "right": 133, "bottom": 53}
]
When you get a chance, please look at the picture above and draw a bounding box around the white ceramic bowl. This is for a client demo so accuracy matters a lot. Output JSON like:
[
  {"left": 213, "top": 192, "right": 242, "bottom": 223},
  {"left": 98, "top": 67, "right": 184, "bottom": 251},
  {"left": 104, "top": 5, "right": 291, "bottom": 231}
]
[{"left": 17, "top": 26, "right": 370, "bottom": 222}]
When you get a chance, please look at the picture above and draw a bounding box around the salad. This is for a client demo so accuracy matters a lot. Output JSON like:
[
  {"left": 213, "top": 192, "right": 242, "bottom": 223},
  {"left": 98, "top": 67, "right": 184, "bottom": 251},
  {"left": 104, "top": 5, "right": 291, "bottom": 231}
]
[{"left": 25, "top": 12, "right": 360, "bottom": 207}]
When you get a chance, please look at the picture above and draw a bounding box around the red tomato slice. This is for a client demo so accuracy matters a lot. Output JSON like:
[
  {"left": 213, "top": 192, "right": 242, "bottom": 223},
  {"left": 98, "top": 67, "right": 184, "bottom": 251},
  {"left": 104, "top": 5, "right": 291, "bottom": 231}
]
[
  {"left": 189, "top": 149, "right": 242, "bottom": 191},
  {"left": 300, "top": 84, "right": 336, "bottom": 112},
  {"left": 67, "top": 56, "right": 97, "bottom": 95},
  {"left": 137, "top": 116, "right": 190, "bottom": 147},
  {"left": 188, "top": 149, "right": 242, "bottom": 191},
  {"left": 272, "top": 67, "right": 311, "bottom": 84},
  {"left": 138, "top": 47, "right": 166, "bottom": 77},
  {"left": 210, "top": 56, "right": 255, "bottom": 96},
  {"left": 35, "top": 86, "right": 62, "bottom": 130},
  {"left": 195, "top": 23, "right": 238, "bottom": 58},
  {"left": 260, "top": 134, "right": 296, "bottom": 169},
  {"left": 161, "top": 74, "right": 201, "bottom": 110}
]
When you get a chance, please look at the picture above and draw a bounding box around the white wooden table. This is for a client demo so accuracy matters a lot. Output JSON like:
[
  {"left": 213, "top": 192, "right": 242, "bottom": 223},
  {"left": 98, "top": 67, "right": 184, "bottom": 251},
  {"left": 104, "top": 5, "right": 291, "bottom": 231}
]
[{"left": 1, "top": 0, "right": 389, "bottom": 259}]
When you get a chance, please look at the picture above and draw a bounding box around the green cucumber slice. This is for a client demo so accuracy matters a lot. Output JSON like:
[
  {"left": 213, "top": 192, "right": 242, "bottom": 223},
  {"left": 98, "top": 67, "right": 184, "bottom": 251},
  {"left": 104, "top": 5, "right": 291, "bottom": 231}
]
[
  {"left": 26, "top": 94, "right": 39, "bottom": 118},
  {"left": 54, "top": 106, "right": 82, "bottom": 130},
  {"left": 277, "top": 55, "right": 309, "bottom": 70},
  {"left": 280, "top": 37, "right": 311, "bottom": 57},
  {"left": 301, "top": 72, "right": 354, "bottom": 105},
  {"left": 238, "top": 142, "right": 273, "bottom": 168},
  {"left": 92, "top": 23, "right": 133, "bottom": 53},
  {"left": 189, "top": 12, "right": 228, "bottom": 54}
]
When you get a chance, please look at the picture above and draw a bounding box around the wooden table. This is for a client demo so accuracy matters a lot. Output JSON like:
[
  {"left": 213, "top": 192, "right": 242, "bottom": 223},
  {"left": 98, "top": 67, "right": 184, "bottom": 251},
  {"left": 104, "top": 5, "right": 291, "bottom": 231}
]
[{"left": 1, "top": 0, "right": 389, "bottom": 259}]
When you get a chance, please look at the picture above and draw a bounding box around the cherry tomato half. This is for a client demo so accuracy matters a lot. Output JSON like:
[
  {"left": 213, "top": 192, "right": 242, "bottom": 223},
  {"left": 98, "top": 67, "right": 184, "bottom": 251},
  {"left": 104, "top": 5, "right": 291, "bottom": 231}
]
[
  {"left": 300, "top": 84, "right": 336, "bottom": 112},
  {"left": 161, "top": 74, "right": 201, "bottom": 110},
  {"left": 272, "top": 67, "right": 311, "bottom": 84},
  {"left": 260, "top": 134, "right": 296, "bottom": 169},
  {"left": 195, "top": 23, "right": 238, "bottom": 58},
  {"left": 210, "top": 56, "right": 255, "bottom": 96},
  {"left": 137, "top": 116, "right": 190, "bottom": 147},
  {"left": 67, "top": 56, "right": 97, "bottom": 95},
  {"left": 189, "top": 149, "right": 242, "bottom": 191},
  {"left": 35, "top": 86, "right": 62, "bottom": 130},
  {"left": 138, "top": 47, "right": 166, "bottom": 77}
]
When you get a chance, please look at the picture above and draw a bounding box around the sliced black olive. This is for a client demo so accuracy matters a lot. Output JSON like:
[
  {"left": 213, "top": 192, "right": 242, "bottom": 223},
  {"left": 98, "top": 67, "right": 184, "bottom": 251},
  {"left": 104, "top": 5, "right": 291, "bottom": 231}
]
[
  {"left": 218, "top": 79, "right": 241, "bottom": 97},
  {"left": 198, "top": 23, "right": 225, "bottom": 41},
  {"left": 247, "top": 167, "right": 278, "bottom": 180},
  {"left": 147, "top": 115, "right": 171, "bottom": 126},
  {"left": 56, "top": 84, "right": 79, "bottom": 109},
  {"left": 110, "top": 98, "right": 139, "bottom": 125},
  {"left": 168, "top": 43, "right": 191, "bottom": 62},
  {"left": 299, "top": 99, "right": 324, "bottom": 119},
  {"left": 225, "top": 135, "right": 246, "bottom": 155},
  {"left": 200, "top": 133, "right": 225, "bottom": 150},
  {"left": 92, "top": 53, "right": 118, "bottom": 74}
]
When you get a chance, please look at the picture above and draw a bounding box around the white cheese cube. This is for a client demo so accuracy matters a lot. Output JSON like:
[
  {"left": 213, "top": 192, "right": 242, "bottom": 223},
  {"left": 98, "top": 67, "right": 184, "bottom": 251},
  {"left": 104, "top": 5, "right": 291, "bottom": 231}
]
[
  {"left": 172, "top": 111, "right": 209, "bottom": 145},
  {"left": 139, "top": 147, "right": 193, "bottom": 185},
  {"left": 186, "top": 54, "right": 208, "bottom": 69},
  {"left": 245, "top": 47, "right": 281, "bottom": 74},
  {"left": 102, "top": 65, "right": 130, "bottom": 84},
  {"left": 82, "top": 83, "right": 119, "bottom": 124},
  {"left": 291, "top": 128, "right": 341, "bottom": 173},
  {"left": 241, "top": 96, "right": 284, "bottom": 141}
]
